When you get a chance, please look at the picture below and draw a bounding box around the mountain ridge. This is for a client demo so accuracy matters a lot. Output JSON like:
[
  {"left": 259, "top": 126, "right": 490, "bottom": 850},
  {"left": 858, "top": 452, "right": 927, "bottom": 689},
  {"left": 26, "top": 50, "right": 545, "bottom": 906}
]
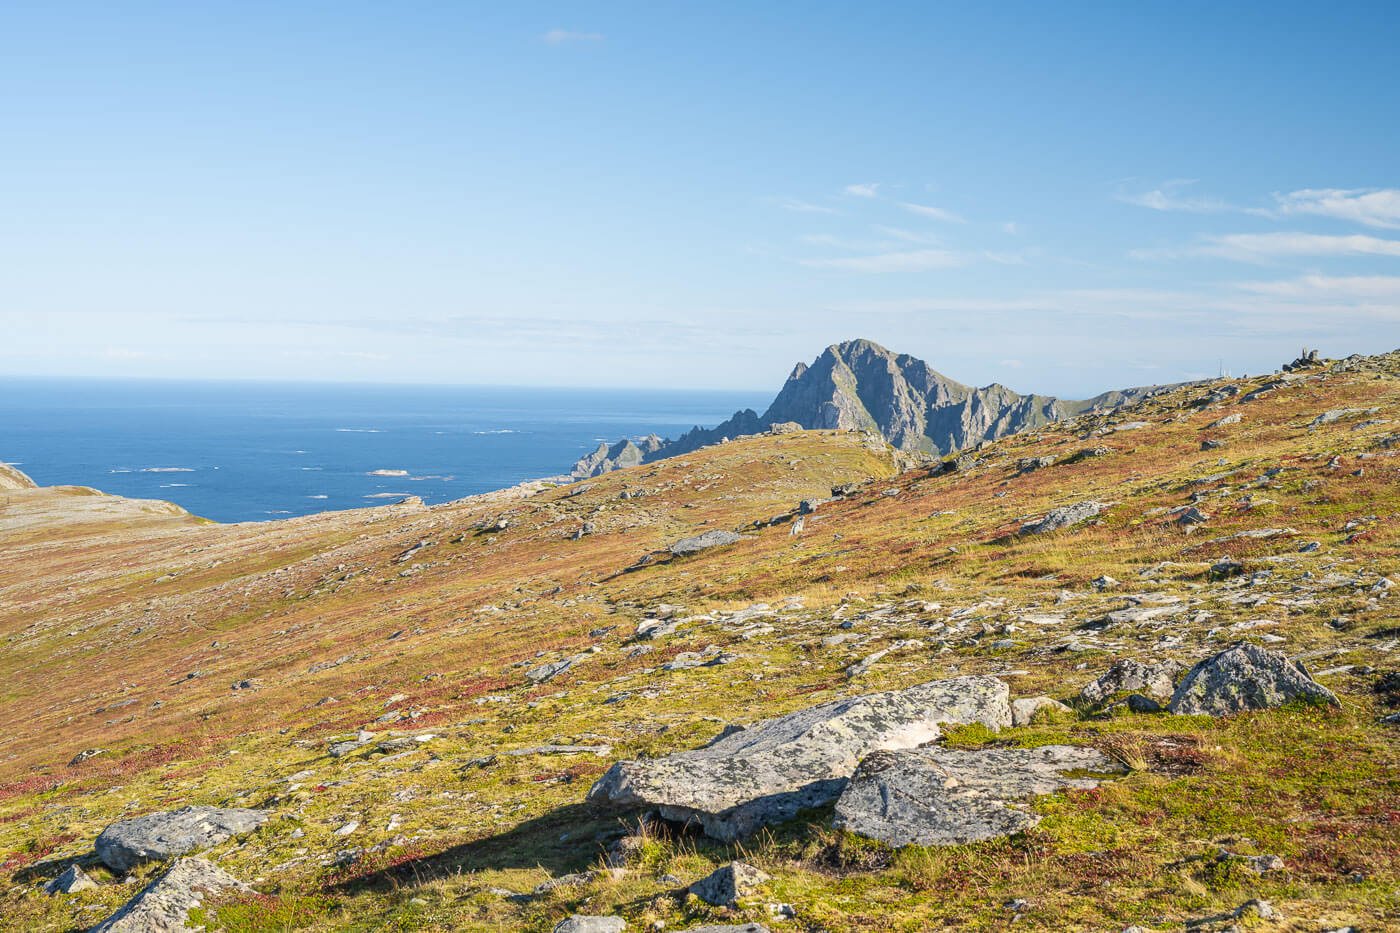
[{"left": 573, "top": 338, "right": 1187, "bottom": 478}]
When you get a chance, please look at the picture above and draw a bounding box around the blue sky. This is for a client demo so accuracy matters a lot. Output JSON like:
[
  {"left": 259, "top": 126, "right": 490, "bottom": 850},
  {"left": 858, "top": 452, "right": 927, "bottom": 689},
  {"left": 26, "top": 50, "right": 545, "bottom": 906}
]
[{"left": 3, "top": 2, "right": 1399, "bottom": 397}]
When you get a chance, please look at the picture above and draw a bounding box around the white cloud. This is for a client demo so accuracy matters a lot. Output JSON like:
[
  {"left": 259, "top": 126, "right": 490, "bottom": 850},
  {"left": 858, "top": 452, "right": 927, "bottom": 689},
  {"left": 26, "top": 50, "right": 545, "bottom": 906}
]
[
  {"left": 1202, "top": 232, "right": 1400, "bottom": 261},
  {"left": 1115, "top": 179, "right": 1231, "bottom": 213},
  {"left": 999, "top": 358, "right": 1024, "bottom": 368},
  {"left": 542, "top": 29, "right": 603, "bottom": 44},
  {"left": 899, "top": 201, "right": 965, "bottom": 223},
  {"left": 1232, "top": 274, "right": 1400, "bottom": 300},
  {"left": 800, "top": 248, "right": 968, "bottom": 273},
  {"left": 844, "top": 182, "right": 881, "bottom": 198},
  {"left": 1273, "top": 188, "right": 1400, "bottom": 229},
  {"left": 1002, "top": 221, "right": 1023, "bottom": 235}
]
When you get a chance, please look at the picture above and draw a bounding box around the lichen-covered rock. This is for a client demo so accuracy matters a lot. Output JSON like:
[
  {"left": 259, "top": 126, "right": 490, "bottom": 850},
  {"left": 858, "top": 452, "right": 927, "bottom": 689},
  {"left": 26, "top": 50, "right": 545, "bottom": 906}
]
[
  {"left": 1079, "top": 659, "right": 1184, "bottom": 706},
  {"left": 43, "top": 863, "right": 97, "bottom": 895},
  {"left": 832, "top": 745, "right": 1123, "bottom": 847},
  {"left": 94, "top": 805, "right": 268, "bottom": 872},
  {"left": 669, "top": 530, "right": 742, "bottom": 556},
  {"left": 688, "top": 861, "right": 770, "bottom": 907},
  {"left": 587, "top": 676, "right": 1011, "bottom": 840},
  {"left": 1011, "top": 696, "right": 1070, "bottom": 726},
  {"left": 553, "top": 917, "right": 627, "bottom": 933},
  {"left": 1020, "top": 501, "right": 1109, "bottom": 535},
  {"left": 90, "top": 857, "right": 249, "bottom": 932},
  {"left": 1169, "top": 643, "right": 1339, "bottom": 715}
]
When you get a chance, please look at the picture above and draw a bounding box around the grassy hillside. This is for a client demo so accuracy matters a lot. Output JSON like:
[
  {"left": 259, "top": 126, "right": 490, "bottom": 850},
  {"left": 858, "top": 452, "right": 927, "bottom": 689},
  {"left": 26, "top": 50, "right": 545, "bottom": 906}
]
[{"left": 2, "top": 353, "right": 1397, "bottom": 931}]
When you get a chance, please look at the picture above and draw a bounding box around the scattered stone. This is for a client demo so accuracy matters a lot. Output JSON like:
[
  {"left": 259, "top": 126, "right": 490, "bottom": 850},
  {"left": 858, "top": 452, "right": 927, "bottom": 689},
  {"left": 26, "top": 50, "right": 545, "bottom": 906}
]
[
  {"left": 1091, "top": 575, "right": 1119, "bottom": 591},
  {"left": 676, "top": 926, "right": 772, "bottom": 933},
  {"left": 1079, "top": 659, "right": 1183, "bottom": 706},
  {"left": 95, "top": 806, "right": 269, "bottom": 873},
  {"left": 43, "top": 863, "right": 98, "bottom": 895},
  {"left": 1011, "top": 696, "right": 1070, "bottom": 726},
  {"left": 1125, "top": 694, "right": 1163, "bottom": 713},
  {"left": 833, "top": 744, "right": 1123, "bottom": 847},
  {"left": 588, "top": 676, "right": 1011, "bottom": 840},
  {"left": 68, "top": 748, "right": 107, "bottom": 767},
  {"left": 91, "top": 857, "right": 249, "bottom": 933},
  {"left": 1209, "top": 557, "right": 1245, "bottom": 580},
  {"left": 688, "top": 861, "right": 771, "bottom": 907},
  {"left": 1016, "top": 456, "right": 1056, "bottom": 474},
  {"left": 1207, "top": 412, "right": 1242, "bottom": 428},
  {"left": 553, "top": 918, "right": 627, "bottom": 933},
  {"left": 1169, "top": 643, "right": 1340, "bottom": 715},
  {"left": 670, "top": 530, "right": 742, "bottom": 556},
  {"left": 1200, "top": 438, "right": 1226, "bottom": 451},
  {"left": 1020, "top": 501, "right": 1109, "bottom": 535},
  {"left": 527, "top": 653, "right": 588, "bottom": 684}
]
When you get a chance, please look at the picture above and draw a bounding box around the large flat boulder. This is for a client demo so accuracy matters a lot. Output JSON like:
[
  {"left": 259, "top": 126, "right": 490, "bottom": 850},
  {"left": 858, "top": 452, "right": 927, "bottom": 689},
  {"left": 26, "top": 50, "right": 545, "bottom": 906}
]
[
  {"left": 669, "top": 530, "right": 742, "bottom": 556},
  {"left": 587, "top": 676, "right": 1010, "bottom": 840},
  {"left": 94, "top": 805, "right": 268, "bottom": 873},
  {"left": 91, "top": 857, "right": 249, "bottom": 932},
  {"left": 833, "top": 744, "right": 1123, "bottom": 847},
  {"left": 1169, "top": 643, "right": 1339, "bottom": 716}
]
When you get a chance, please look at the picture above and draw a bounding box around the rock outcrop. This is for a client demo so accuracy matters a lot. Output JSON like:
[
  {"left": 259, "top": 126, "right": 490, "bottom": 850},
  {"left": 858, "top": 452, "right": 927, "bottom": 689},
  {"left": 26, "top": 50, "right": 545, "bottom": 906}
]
[
  {"left": 832, "top": 745, "right": 1123, "bottom": 847},
  {"left": 1169, "top": 643, "right": 1339, "bottom": 715},
  {"left": 572, "top": 339, "right": 1184, "bottom": 477},
  {"left": 669, "top": 530, "right": 742, "bottom": 556},
  {"left": 1079, "top": 659, "right": 1185, "bottom": 706},
  {"left": 94, "top": 806, "right": 269, "bottom": 872},
  {"left": 587, "top": 676, "right": 1011, "bottom": 840},
  {"left": 91, "top": 857, "right": 249, "bottom": 932}
]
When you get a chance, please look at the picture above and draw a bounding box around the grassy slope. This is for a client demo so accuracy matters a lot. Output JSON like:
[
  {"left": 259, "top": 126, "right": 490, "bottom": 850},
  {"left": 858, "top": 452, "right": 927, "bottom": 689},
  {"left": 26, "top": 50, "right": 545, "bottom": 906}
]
[{"left": 1, "top": 357, "right": 1397, "bottom": 931}]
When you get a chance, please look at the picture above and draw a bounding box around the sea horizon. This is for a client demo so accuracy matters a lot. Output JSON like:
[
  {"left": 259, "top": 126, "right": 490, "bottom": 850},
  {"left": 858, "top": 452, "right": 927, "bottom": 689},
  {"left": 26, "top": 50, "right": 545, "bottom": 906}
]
[{"left": 0, "top": 377, "right": 768, "bottom": 523}]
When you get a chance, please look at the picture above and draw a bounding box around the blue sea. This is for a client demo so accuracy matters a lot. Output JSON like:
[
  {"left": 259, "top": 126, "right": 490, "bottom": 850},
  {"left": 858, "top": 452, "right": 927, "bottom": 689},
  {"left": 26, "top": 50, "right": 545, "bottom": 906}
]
[{"left": 0, "top": 379, "right": 764, "bottom": 523}]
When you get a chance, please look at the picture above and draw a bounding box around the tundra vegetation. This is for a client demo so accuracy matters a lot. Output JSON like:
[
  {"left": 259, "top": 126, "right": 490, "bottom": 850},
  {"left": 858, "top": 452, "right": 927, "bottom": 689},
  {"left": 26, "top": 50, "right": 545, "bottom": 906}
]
[{"left": 1, "top": 350, "right": 1397, "bottom": 931}]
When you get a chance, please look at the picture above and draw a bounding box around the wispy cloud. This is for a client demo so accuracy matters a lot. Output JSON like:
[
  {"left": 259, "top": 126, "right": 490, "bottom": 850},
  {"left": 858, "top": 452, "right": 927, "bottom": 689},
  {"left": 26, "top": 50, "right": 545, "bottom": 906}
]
[
  {"left": 899, "top": 201, "right": 965, "bottom": 223},
  {"left": 844, "top": 182, "right": 881, "bottom": 198},
  {"left": 800, "top": 248, "right": 968, "bottom": 273},
  {"left": 1232, "top": 273, "right": 1400, "bottom": 300},
  {"left": 1273, "top": 188, "right": 1400, "bottom": 230},
  {"left": 1132, "top": 231, "right": 1400, "bottom": 262},
  {"left": 542, "top": 29, "right": 604, "bottom": 44},
  {"left": 1115, "top": 179, "right": 1233, "bottom": 213}
]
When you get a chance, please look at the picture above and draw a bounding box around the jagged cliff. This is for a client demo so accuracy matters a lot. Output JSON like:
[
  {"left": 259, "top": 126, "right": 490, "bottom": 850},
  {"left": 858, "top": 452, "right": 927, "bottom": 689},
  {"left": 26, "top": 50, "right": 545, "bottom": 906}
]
[{"left": 573, "top": 339, "right": 1178, "bottom": 477}]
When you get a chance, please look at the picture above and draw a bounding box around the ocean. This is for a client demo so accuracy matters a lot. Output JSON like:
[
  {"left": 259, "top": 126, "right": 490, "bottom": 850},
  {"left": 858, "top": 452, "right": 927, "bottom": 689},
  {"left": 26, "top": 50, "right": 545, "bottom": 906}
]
[{"left": 0, "top": 378, "right": 765, "bottom": 523}]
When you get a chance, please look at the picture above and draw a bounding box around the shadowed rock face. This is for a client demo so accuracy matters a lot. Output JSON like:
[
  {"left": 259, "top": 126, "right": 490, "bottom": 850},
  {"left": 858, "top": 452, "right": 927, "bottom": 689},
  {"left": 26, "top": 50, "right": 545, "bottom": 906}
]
[
  {"left": 91, "top": 857, "right": 249, "bottom": 932},
  {"left": 587, "top": 676, "right": 1011, "bottom": 841},
  {"left": 572, "top": 340, "right": 1180, "bottom": 478},
  {"left": 94, "top": 805, "right": 268, "bottom": 872},
  {"left": 832, "top": 744, "right": 1124, "bottom": 847},
  {"left": 1169, "top": 643, "right": 1339, "bottom": 715}
]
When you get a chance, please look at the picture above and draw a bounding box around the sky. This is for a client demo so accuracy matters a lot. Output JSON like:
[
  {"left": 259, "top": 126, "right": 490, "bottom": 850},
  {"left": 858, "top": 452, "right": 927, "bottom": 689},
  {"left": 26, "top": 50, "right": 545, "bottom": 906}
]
[{"left": 3, "top": 1, "right": 1400, "bottom": 399}]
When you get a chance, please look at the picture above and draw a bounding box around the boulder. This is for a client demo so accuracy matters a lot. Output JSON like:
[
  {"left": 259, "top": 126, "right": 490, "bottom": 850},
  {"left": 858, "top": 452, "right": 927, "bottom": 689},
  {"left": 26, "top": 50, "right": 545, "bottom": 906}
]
[
  {"left": 94, "top": 806, "right": 268, "bottom": 873},
  {"left": 553, "top": 917, "right": 627, "bottom": 933},
  {"left": 91, "top": 857, "right": 249, "bottom": 932},
  {"left": 1079, "top": 659, "right": 1183, "bottom": 706},
  {"left": 588, "top": 676, "right": 1011, "bottom": 840},
  {"left": 43, "top": 863, "right": 98, "bottom": 895},
  {"left": 832, "top": 745, "right": 1123, "bottom": 847},
  {"left": 1011, "top": 696, "right": 1071, "bottom": 726},
  {"left": 1020, "top": 501, "right": 1109, "bottom": 535},
  {"left": 688, "top": 861, "right": 770, "bottom": 907},
  {"left": 669, "top": 530, "right": 742, "bottom": 556},
  {"left": 1169, "top": 643, "right": 1339, "bottom": 716}
]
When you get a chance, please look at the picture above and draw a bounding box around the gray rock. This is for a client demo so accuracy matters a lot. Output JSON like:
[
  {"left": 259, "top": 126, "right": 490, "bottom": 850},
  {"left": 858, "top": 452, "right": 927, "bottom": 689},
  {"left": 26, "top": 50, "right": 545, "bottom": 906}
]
[
  {"left": 94, "top": 806, "right": 268, "bottom": 873},
  {"left": 1079, "top": 659, "right": 1184, "bottom": 706},
  {"left": 688, "top": 861, "right": 770, "bottom": 906},
  {"left": 677, "top": 926, "right": 772, "bottom": 933},
  {"left": 669, "top": 530, "right": 742, "bottom": 556},
  {"left": 833, "top": 744, "right": 1123, "bottom": 847},
  {"left": 1169, "top": 643, "right": 1339, "bottom": 716},
  {"left": 1016, "top": 456, "right": 1056, "bottom": 474},
  {"left": 1020, "top": 500, "right": 1109, "bottom": 535},
  {"left": 527, "top": 653, "right": 588, "bottom": 684},
  {"left": 90, "top": 857, "right": 249, "bottom": 932},
  {"left": 1011, "top": 696, "right": 1070, "bottom": 726},
  {"left": 43, "top": 863, "right": 97, "bottom": 895},
  {"left": 1125, "top": 694, "right": 1163, "bottom": 713},
  {"left": 588, "top": 675, "right": 1011, "bottom": 840},
  {"left": 553, "top": 918, "right": 627, "bottom": 933}
]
